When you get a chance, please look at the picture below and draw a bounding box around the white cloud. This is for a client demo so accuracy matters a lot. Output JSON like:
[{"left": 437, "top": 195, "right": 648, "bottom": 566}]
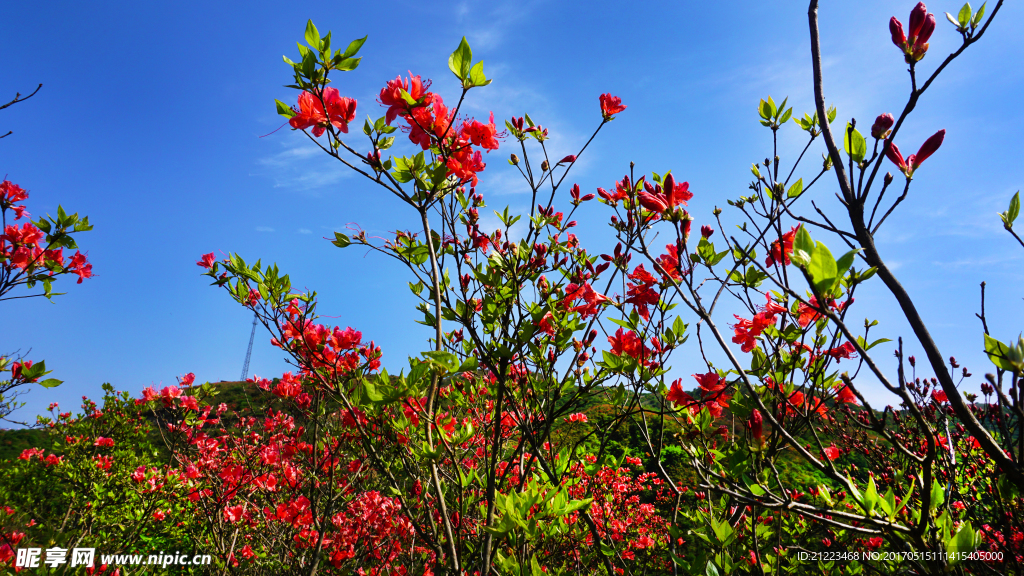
[
  {"left": 255, "top": 226, "right": 275, "bottom": 233},
  {"left": 254, "top": 135, "right": 354, "bottom": 193},
  {"left": 298, "top": 228, "right": 312, "bottom": 234}
]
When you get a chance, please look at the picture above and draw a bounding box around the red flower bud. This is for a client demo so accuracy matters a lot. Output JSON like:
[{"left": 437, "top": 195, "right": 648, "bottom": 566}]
[
  {"left": 558, "top": 154, "right": 577, "bottom": 164},
  {"left": 917, "top": 13, "right": 936, "bottom": 45},
  {"left": 870, "top": 113, "right": 895, "bottom": 139},
  {"left": 700, "top": 225, "right": 714, "bottom": 238},
  {"left": 889, "top": 17, "right": 907, "bottom": 46},
  {"left": 884, "top": 141, "right": 907, "bottom": 172},
  {"left": 910, "top": 129, "right": 944, "bottom": 169},
  {"left": 747, "top": 409, "right": 764, "bottom": 446},
  {"left": 908, "top": 2, "right": 928, "bottom": 41}
]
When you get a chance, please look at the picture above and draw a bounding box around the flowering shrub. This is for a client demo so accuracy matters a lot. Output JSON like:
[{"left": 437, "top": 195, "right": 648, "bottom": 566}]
[
  {"left": 3, "top": 2, "right": 1022, "bottom": 576},
  {"left": 1, "top": 84, "right": 94, "bottom": 424}
]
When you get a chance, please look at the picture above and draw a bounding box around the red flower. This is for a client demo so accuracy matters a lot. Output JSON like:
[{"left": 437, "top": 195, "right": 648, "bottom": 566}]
[
  {"left": 666, "top": 379, "right": 695, "bottom": 407},
  {"left": 599, "top": 93, "right": 627, "bottom": 119},
  {"left": 68, "top": 251, "right": 93, "bottom": 283},
  {"left": 656, "top": 243, "right": 689, "bottom": 281},
  {"left": 197, "top": 253, "right": 215, "bottom": 269},
  {"left": 608, "top": 327, "right": 644, "bottom": 359},
  {"left": 562, "top": 282, "right": 610, "bottom": 318},
  {"left": 536, "top": 312, "right": 557, "bottom": 336},
  {"left": 624, "top": 264, "right": 660, "bottom": 320},
  {"left": 152, "top": 510, "right": 166, "bottom": 521},
  {"left": 797, "top": 297, "right": 824, "bottom": 327},
  {"left": 835, "top": 384, "right": 859, "bottom": 405},
  {"left": 378, "top": 73, "right": 429, "bottom": 124},
  {"left": 461, "top": 112, "right": 500, "bottom": 150},
  {"left": 765, "top": 225, "right": 799, "bottom": 267},
  {"left": 824, "top": 445, "right": 841, "bottom": 461},
  {"left": 637, "top": 174, "right": 692, "bottom": 214},
  {"left": 289, "top": 88, "right": 357, "bottom": 137},
  {"left": 224, "top": 505, "right": 246, "bottom": 523},
  {"left": 931, "top": 388, "right": 948, "bottom": 403}
]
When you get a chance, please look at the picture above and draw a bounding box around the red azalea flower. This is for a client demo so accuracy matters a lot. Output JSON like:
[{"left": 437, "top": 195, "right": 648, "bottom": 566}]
[
  {"left": 835, "top": 384, "right": 859, "bottom": 405},
  {"left": 197, "top": 253, "right": 216, "bottom": 268},
  {"left": 289, "top": 88, "right": 356, "bottom": 137},
  {"left": 599, "top": 93, "right": 626, "bottom": 119},
  {"left": 824, "top": 445, "right": 841, "bottom": 461},
  {"left": 765, "top": 225, "right": 799, "bottom": 267}
]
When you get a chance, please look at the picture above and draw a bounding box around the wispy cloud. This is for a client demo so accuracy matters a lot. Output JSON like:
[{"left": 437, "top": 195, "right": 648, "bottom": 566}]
[
  {"left": 254, "top": 136, "right": 353, "bottom": 193},
  {"left": 298, "top": 228, "right": 312, "bottom": 234},
  {"left": 255, "top": 226, "right": 275, "bottom": 233}
]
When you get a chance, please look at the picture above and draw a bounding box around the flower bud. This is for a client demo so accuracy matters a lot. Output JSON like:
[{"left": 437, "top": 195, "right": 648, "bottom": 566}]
[
  {"left": 908, "top": 2, "right": 927, "bottom": 41},
  {"left": 870, "top": 113, "right": 895, "bottom": 139},
  {"left": 883, "top": 172, "right": 894, "bottom": 187},
  {"left": 541, "top": 160, "right": 549, "bottom": 172},
  {"left": 510, "top": 153, "right": 519, "bottom": 165},
  {"left": 558, "top": 154, "right": 577, "bottom": 164},
  {"left": 700, "top": 225, "right": 714, "bottom": 238},
  {"left": 889, "top": 17, "right": 907, "bottom": 46},
  {"left": 917, "top": 13, "right": 936, "bottom": 45}
]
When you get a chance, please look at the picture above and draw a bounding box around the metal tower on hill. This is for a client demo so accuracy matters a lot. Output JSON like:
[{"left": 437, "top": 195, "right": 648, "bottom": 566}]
[{"left": 240, "top": 313, "right": 257, "bottom": 381}]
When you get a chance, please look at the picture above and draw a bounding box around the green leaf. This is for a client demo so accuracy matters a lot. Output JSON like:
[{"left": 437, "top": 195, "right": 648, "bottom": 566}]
[
  {"left": 835, "top": 248, "right": 860, "bottom": 276},
  {"left": 275, "top": 99, "right": 296, "bottom": 119},
  {"left": 843, "top": 122, "right": 867, "bottom": 163},
  {"left": 332, "top": 232, "right": 351, "bottom": 248},
  {"left": 958, "top": 3, "right": 972, "bottom": 28},
  {"left": 861, "top": 475, "right": 879, "bottom": 516},
  {"left": 341, "top": 36, "right": 367, "bottom": 58},
  {"left": 37, "top": 378, "right": 63, "bottom": 389},
  {"left": 983, "top": 334, "right": 1016, "bottom": 371},
  {"left": 930, "top": 480, "right": 945, "bottom": 511},
  {"left": 972, "top": 2, "right": 986, "bottom": 27},
  {"left": 947, "top": 521, "right": 980, "bottom": 566},
  {"left": 1002, "top": 191, "right": 1020, "bottom": 227},
  {"left": 807, "top": 241, "right": 838, "bottom": 295},
  {"left": 304, "top": 20, "right": 321, "bottom": 50},
  {"left": 362, "top": 379, "right": 383, "bottom": 402},
  {"left": 791, "top": 226, "right": 814, "bottom": 267},
  {"left": 468, "top": 61, "right": 491, "bottom": 87},
  {"left": 758, "top": 99, "right": 772, "bottom": 120},
  {"left": 448, "top": 37, "right": 473, "bottom": 82},
  {"left": 786, "top": 178, "right": 803, "bottom": 199},
  {"left": 335, "top": 57, "right": 361, "bottom": 71}
]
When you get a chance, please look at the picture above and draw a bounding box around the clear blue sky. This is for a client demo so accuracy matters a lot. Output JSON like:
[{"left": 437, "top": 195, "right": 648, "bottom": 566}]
[{"left": 2, "top": 0, "right": 1021, "bottom": 421}]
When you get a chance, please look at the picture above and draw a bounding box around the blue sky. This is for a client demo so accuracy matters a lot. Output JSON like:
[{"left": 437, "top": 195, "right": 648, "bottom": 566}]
[{"left": 1, "top": 0, "right": 1021, "bottom": 421}]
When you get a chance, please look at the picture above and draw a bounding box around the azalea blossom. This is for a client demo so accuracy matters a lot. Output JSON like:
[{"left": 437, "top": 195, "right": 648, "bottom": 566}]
[{"left": 599, "top": 93, "right": 627, "bottom": 119}]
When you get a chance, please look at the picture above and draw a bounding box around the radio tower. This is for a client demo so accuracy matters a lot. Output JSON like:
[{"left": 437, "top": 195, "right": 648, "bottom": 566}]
[{"left": 240, "top": 313, "right": 257, "bottom": 381}]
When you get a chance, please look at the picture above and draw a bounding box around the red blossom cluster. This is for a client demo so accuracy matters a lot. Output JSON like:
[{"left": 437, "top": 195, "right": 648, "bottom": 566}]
[
  {"left": 0, "top": 180, "right": 91, "bottom": 282},
  {"left": 731, "top": 293, "right": 788, "bottom": 352},
  {"left": 667, "top": 372, "right": 731, "bottom": 418},
  {"left": 378, "top": 73, "right": 500, "bottom": 186},
  {"left": 288, "top": 88, "right": 357, "bottom": 137}
]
